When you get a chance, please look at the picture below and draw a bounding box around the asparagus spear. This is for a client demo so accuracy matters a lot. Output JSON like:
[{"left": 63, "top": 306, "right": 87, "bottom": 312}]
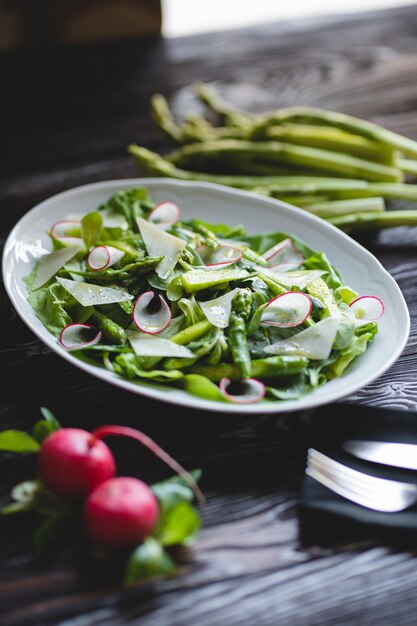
[
  {"left": 128, "top": 144, "right": 338, "bottom": 187},
  {"left": 266, "top": 181, "right": 417, "bottom": 201},
  {"left": 150, "top": 94, "right": 183, "bottom": 144},
  {"left": 166, "top": 140, "right": 402, "bottom": 182},
  {"left": 189, "top": 355, "right": 309, "bottom": 381},
  {"left": 128, "top": 145, "right": 417, "bottom": 203},
  {"left": 91, "top": 310, "right": 127, "bottom": 345},
  {"left": 397, "top": 158, "right": 417, "bottom": 178},
  {"left": 266, "top": 124, "right": 395, "bottom": 164},
  {"left": 229, "top": 289, "right": 253, "bottom": 379},
  {"left": 193, "top": 82, "right": 254, "bottom": 129},
  {"left": 170, "top": 320, "right": 213, "bottom": 345},
  {"left": 251, "top": 106, "right": 417, "bottom": 159},
  {"left": 304, "top": 197, "right": 385, "bottom": 218},
  {"left": 329, "top": 210, "right": 417, "bottom": 232}
]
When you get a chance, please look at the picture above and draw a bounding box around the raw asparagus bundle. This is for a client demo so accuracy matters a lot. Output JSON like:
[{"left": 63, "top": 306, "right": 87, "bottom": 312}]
[{"left": 129, "top": 84, "right": 417, "bottom": 232}]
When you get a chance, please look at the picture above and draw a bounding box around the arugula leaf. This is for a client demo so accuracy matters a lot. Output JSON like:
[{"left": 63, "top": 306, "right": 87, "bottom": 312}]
[
  {"left": 302, "top": 252, "right": 343, "bottom": 289},
  {"left": 99, "top": 188, "right": 154, "bottom": 232},
  {"left": 0, "top": 430, "right": 40, "bottom": 453},
  {"left": 186, "top": 219, "right": 247, "bottom": 239},
  {"left": 124, "top": 537, "right": 176, "bottom": 585},
  {"left": 114, "top": 353, "right": 184, "bottom": 382},
  {"left": 27, "top": 282, "right": 72, "bottom": 336},
  {"left": 81, "top": 211, "right": 103, "bottom": 248},
  {"left": 324, "top": 332, "right": 375, "bottom": 378},
  {"left": 266, "top": 370, "right": 326, "bottom": 401}
]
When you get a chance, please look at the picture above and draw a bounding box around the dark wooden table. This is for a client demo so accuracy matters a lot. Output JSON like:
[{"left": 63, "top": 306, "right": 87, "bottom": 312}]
[{"left": 2, "top": 5, "right": 417, "bottom": 625}]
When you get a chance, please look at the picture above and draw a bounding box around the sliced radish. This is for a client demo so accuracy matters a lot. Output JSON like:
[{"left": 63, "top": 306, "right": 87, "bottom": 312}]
[
  {"left": 56, "top": 277, "right": 132, "bottom": 306},
  {"left": 50, "top": 220, "right": 83, "bottom": 246},
  {"left": 261, "top": 292, "right": 312, "bottom": 328},
  {"left": 59, "top": 323, "right": 102, "bottom": 350},
  {"left": 349, "top": 296, "right": 384, "bottom": 321},
  {"left": 148, "top": 201, "right": 180, "bottom": 227},
  {"left": 32, "top": 244, "right": 80, "bottom": 290},
  {"left": 219, "top": 378, "right": 266, "bottom": 404},
  {"left": 128, "top": 332, "right": 194, "bottom": 358},
  {"left": 137, "top": 217, "right": 185, "bottom": 279},
  {"left": 199, "top": 288, "right": 240, "bottom": 328},
  {"left": 87, "top": 245, "right": 125, "bottom": 271},
  {"left": 258, "top": 267, "right": 326, "bottom": 290},
  {"left": 263, "top": 238, "right": 304, "bottom": 269},
  {"left": 132, "top": 291, "right": 172, "bottom": 334},
  {"left": 197, "top": 245, "right": 242, "bottom": 268},
  {"left": 264, "top": 317, "right": 339, "bottom": 360}
]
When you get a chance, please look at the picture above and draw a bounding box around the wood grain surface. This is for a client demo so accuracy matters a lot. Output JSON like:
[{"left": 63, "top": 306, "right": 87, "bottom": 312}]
[{"left": 1, "top": 5, "right": 417, "bottom": 625}]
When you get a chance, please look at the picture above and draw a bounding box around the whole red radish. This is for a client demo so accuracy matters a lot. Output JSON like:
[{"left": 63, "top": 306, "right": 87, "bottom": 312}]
[
  {"left": 38, "top": 424, "right": 203, "bottom": 504},
  {"left": 38, "top": 428, "right": 116, "bottom": 499},
  {"left": 84, "top": 477, "right": 159, "bottom": 547}
]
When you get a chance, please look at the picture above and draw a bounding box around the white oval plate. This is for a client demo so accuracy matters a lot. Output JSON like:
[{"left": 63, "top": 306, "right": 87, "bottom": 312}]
[{"left": 3, "top": 178, "right": 410, "bottom": 414}]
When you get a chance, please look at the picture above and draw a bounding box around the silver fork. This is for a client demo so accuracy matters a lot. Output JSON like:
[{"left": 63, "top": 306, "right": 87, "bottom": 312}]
[{"left": 306, "top": 448, "right": 417, "bottom": 512}]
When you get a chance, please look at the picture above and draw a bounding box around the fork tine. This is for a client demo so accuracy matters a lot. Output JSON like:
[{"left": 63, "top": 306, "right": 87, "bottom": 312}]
[
  {"left": 306, "top": 465, "right": 387, "bottom": 509},
  {"left": 309, "top": 451, "right": 386, "bottom": 494},
  {"left": 308, "top": 449, "right": 410, "bottom": 492},
  {"left": 306, "top": 449, "right": 417, "bottom": 512}
]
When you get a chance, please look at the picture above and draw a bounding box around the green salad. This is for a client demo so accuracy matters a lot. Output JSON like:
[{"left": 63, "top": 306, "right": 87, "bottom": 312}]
[{"left": 25, "top": 187, "right": 384, "bottom": 404}]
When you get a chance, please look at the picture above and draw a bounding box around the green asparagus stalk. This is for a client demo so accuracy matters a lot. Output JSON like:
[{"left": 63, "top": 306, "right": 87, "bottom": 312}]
[
  {"left": 181, "top": 121, "right": 249, "bottom": 143},
  {"left": 193, "top": 82, "right": 254, "bottom": 129},
  {"left": 328, "top": 210, "right": 417, "bottom": 232},
  {"left": 91, "top": 311, "right": 127, "bottom": 345},
  {"left": 266, "top": 181, "right": 417, "bottom": 201},
  {"left": 229, "top": 289, "right": 253, "bottom": 379},
  {"left": 189, "top": 355, "right": 308, "bottom": 381},
  {"left": 266, "top": 124, "right": 395, "bottom": 164},
  {"left": 150, "top": 94, "right": 183, "bottom": 144},
  {"left": 128, "top": 145, "right": 417, "bottom": 205},
  {"left": 128, "top": 145, "right": 417, "bottom": 203},
  {"left": 277, "top": 195, "right": 331, "bottom": 206},
  {"left": 170, "top": 320, "right": 213, "bottom": 345},
  {"left": 128, "top": 144, "right": 342, "bottom": 187},
  {"left": 397, "top": 158, "right": 417, "bottom": 178},
  {"left": 166, "top": 140, "right": 402, "bottom": 182},
  {"left": 251, "top": 106, "right": 417, "bottom": 159},
  {"left": 304, "top": 197, "right": 385, "bottom": 218}
]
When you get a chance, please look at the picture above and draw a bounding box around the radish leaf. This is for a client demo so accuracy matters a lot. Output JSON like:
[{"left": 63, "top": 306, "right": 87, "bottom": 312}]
[{"left": 124, "top": 537, "right": 176, "bottom": 585}]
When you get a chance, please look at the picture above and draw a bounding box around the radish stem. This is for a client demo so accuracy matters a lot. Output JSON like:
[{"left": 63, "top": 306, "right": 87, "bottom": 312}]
[{"left": 91, "top": 425, "right": 205, "bottom": 504}]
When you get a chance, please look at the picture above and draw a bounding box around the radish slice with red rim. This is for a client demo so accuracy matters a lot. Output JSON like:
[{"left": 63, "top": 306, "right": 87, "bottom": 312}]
[
  {"left": 51, "top": 220, "right": 82, "bottom": 242},
  {"left": 87, "top": 245, "right": 125, "bottom": 271},
  {"left": 219, "top": 378, "right": 266, "bottom": 404},
  {"left": 262, "top": 239, "right": 303, "bottom": 268},
  {"left": 148, "top": 201, "right": 180, "bottom": 227},
  {"left": 59, "top": 323, "right": 102, "bottom": 350},
  {"left": 261, "top": 292, "right": 312, "bottom": 327},
  {"left": 197, "top": 245, "right": 242, "bottom": 268},
  {"left": 349, "top": 295, "right": 384, "bottom": 321},
  {"left": 133, "top": 291, "right": 172, "bottom": 334}
]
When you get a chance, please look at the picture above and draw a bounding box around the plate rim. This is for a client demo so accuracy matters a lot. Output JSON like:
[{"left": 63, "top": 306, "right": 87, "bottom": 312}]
[{"left": 2, "top": 177, "right": 410, "bottom": 414}]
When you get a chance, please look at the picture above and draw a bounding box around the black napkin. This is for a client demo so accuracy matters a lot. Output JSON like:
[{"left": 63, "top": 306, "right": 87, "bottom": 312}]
[{"left": 298, "top": 403, "right": 417, "bottom": 546}]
